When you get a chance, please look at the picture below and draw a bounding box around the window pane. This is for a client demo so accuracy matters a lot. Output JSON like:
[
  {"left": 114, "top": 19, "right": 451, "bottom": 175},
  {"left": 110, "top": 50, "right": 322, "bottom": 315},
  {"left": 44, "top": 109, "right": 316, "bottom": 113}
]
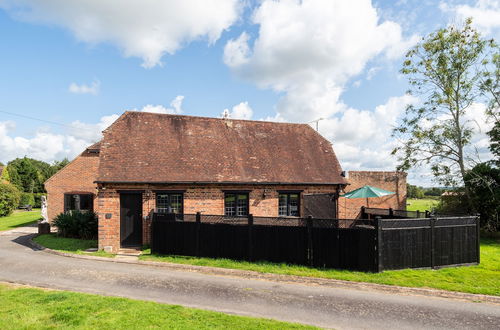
[
  {"left": 225, "top": 194, "right": 236, "bottom": 216},
  {"left": 79, "top": 195, "right": 93, "bottom": 211},
  {"left": 278, "top": 194, "right": 288, "bottom": 216},
  {"left": 156, "top": 193, "right": 183, "bottom": 213},
  {"left": 236, "top": 194, "right": 248, "bottom": 216},
  {"left": 289, "top": 194, "right": 299, "bottom": 216},
  {"left": 157, "top": 193, "right": 169, "bottom": 213},
  {"left": 170, "top": 194, "right": 182, "bottom": 213}
]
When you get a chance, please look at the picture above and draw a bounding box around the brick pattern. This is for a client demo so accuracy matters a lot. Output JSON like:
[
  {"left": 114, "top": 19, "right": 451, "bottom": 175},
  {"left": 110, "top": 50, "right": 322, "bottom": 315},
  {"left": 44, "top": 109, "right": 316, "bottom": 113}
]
[
  {"left": 44, "top": 150, "right": 100, "bottom": 221},
  {"left": 338, "top": 171, "right": 407, "bottom": 219},
  {"left": 97, "top": 183, "right": 341, "bottom": 252}
]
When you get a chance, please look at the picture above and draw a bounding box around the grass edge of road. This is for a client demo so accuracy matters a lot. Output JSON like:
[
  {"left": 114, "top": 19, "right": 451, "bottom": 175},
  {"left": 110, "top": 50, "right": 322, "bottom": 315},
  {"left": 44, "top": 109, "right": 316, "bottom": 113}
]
[{"left": 0, "top": 282, "right": 317, "bottom": 329}]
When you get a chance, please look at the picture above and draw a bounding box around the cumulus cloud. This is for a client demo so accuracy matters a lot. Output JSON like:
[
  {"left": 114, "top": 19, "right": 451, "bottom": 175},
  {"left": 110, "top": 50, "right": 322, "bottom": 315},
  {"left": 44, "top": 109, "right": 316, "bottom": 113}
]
[
  {"left": 68, "top": 80, "right": 100, "bottom": 95},
  {"left": 129, "top": 95, "right": 185, "bottom": 114},
  {"left": 222, "top": 101, "right": 253, "bottom": 119},
  {"left": 0, "top": 112, "right": 123, "bottom": 163},
  {"left": 440, "top": 0, "right": 500, "bottom": 37},
  {"left": 224, "top": 0, "right": 418, "bottom": 123},
  {"left": 320, "top": 94, "right": 418, "bottom": 171},
  {"left": 0, "top": 0, "right": 242, "bottom": 68}
]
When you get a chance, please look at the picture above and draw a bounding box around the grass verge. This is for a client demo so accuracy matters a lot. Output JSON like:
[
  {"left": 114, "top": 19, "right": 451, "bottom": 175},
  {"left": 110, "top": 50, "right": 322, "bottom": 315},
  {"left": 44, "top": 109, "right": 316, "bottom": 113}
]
[
  {"left": 406, "top": 198, "right": 439, "bottom": 212},
  {"left": 33, "top": 234, "right": 114, "bottom": 258},
  {"left": 0, "top": 209, "right": 41, "bottom": 231},
  {"left": 141, "top": 238, "right": 500, "bottom": 296},
  {"left": 0, "top": 283, "right": 314, "bottom": 329}
]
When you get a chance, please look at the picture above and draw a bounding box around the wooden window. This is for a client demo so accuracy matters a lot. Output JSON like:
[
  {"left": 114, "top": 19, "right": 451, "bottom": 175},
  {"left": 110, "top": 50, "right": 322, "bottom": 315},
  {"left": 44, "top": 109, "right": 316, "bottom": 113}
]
[
  {"left": 224, "top": 192, "right": 249, "bottom": 216},
  {"left": 156, "top": 193, "right": 183, "bottom": 214},
  {"left": 64, "top": 194, "right": 93, "bottom": 213},
  {"left": 278, "top": 192, "right": 300, "bottom": 217}
]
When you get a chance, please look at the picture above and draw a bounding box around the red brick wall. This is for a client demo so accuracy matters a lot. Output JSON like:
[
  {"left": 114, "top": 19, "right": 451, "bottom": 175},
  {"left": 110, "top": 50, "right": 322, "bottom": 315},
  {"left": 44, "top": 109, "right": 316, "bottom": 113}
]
[
  {"left": 97, "top": 183, "right": 341, "bottom": 252},
  {"left": 44, "top": 150, "right": 100, "bottom": 221},
  {"left": 338, "top": 171, "right": 407, "bottom": 219}
]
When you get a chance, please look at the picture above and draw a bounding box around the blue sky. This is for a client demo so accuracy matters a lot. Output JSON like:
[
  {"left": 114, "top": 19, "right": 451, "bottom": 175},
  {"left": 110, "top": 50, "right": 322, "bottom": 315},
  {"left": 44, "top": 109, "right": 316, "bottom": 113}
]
[{"left": 0, "top": 0, "right": 498, "bottom": 186}]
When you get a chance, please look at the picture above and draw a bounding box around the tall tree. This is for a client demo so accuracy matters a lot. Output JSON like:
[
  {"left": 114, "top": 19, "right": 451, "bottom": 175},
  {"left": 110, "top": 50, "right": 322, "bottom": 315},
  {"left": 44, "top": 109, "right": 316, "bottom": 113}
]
[
  {"left": 480, "top": 50, "right": 500, "bottom": 163},
  {"left": 393, "top": 19, "right": 498, "bottom": 191}
]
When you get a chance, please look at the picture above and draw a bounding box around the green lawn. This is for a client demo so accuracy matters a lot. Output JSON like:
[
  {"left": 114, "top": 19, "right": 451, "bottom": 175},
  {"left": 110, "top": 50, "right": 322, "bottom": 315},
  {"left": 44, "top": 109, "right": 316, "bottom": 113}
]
[
  {"left": 0, "top": 209, "right": 41, "bottom": 231},
  {"left": 406, "top": 198, "right": 439, "bottom": 212},
  {"left": 0, "top": 284, "right": 314, "bottom": 329},
  {"left": 33, "top": 234, "right": 114, "bottom": 258},
  {"left": 141, "top": 238, "right": 500, "bottom": 296}
]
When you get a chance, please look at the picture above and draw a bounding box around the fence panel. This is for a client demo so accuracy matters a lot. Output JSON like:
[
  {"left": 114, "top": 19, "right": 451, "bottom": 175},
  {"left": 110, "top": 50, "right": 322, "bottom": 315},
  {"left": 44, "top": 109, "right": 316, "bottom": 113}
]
[
  {"left": 380, "top": 216, "right": 479, "bottom": 270},
  {"left": 152, "top": 213, "right": 479, "bottom": 272},
  {"left": 252, "top": 225, "right": 308, "bottom": 264}
]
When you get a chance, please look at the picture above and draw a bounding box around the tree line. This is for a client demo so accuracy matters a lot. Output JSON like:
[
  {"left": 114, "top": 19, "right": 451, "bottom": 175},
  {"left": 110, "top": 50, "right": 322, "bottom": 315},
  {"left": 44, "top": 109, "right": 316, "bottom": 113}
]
[{"left": 0, "top": 157, "right": 69, "bottom": 216}]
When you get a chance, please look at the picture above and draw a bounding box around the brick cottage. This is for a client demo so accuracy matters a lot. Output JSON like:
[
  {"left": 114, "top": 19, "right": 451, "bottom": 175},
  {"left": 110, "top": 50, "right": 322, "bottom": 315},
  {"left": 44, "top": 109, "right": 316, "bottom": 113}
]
[{"left": 45, "top": 111, "right": 406, "bottom": 252}]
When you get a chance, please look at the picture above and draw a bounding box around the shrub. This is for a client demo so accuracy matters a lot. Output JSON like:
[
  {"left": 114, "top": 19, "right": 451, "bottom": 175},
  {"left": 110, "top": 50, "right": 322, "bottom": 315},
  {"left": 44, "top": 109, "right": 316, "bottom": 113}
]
[
  {"left": 0, "top": 183, "right": 21, "bottom": 217},
  {"left": 53, "top": 211, "right": 98, "bottom": 240},
  {"left": 19, "top": 192, "right": 35, "bottom": 207}
]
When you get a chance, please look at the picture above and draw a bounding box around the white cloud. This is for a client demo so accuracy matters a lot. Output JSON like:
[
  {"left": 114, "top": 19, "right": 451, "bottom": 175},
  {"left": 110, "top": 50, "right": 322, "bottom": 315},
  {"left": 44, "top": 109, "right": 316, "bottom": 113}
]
[
  {"left": 224, "top": 0, "right": 418, "bottom": 123},
  {"left": 0, "top": 0, "right": 242, "bottom": 68},
  {"left": 320, "top": 94, "right": 418, "bottom": 170},
  {"left": 68, "top": 80, "right": 100, "bottom": 95},
  {"left": 0, "top": 114, "right": 120, "bottom": 163},
  {"left": 440, "top": 0, "right": 500, "bottom": 37},
  {"left": 222, "top": 101, "right": 253, "bottom": 119},
  {"left": 129, "top": 95, "right": 185, "bottom": 114}
]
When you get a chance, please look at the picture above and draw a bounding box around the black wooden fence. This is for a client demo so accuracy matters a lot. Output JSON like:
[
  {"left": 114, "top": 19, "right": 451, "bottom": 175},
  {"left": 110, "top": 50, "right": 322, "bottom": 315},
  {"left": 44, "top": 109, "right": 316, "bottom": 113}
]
[{"left": 151, "top": 212, "right": 479, "bottom": 272}]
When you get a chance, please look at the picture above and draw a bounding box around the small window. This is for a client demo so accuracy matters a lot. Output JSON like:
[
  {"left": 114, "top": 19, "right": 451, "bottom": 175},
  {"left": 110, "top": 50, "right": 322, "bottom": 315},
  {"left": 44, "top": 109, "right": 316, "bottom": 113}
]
[
  {"left": 224, "top": 192, "right": 248, "bottom": 216},
  {"left": 64, "top": 194, "right": 93, "bottom": 213},
  {"left": 156, "top": 193, "right": 183, "bottom": 214},
  {"left": 278, "top": 193, "right": 300, "bottom": 217}
]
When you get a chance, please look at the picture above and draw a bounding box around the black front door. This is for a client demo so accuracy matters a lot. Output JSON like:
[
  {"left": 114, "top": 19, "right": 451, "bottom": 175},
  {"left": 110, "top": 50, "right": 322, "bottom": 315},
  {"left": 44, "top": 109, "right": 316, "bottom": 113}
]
[{"left": 120, "top": 193, "right": 143, "bottom": 247}]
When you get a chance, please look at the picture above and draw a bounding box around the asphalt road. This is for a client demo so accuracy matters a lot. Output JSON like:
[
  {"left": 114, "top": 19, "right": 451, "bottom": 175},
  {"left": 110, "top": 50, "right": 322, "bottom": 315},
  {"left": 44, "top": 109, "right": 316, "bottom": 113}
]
[{"left": 1, "top": 226, "right": 499, "bottom": 329}]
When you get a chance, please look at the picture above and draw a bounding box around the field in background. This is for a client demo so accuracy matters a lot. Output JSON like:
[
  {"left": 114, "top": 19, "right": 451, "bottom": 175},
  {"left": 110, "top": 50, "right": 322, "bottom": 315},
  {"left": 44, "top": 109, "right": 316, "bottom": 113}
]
[{"left": 406, "top": 198, "right": 439, "bottom": 212}]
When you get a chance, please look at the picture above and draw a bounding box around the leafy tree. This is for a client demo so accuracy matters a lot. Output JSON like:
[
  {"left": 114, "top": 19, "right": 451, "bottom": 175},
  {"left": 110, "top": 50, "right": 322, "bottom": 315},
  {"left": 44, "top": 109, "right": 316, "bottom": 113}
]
[
  {"left": 423, "top": 187, "right": 445, "bottom": 197},
  {"left": 407, "top": 184, "right": 424, "bottom": 198},
  {"left": 464, "top": 163, "right": 499, "bottom": 232},
  {"left": 51, "top": 158, "right": 70, "bottom": 174},
  {"left": 393, "top": 19, "right": 498, "bottom": 193},
  {"left": 480, "top": 50, "right": 500, "bottom": 164},
  {"left": 7, "top": 158, "right": 40, "bottom": 193},
  {"left": 0, "top": 166, "right": 10, "bottom": 183},
  {"left": 0, "top": 183, "right": 21, "bottom": 217}
]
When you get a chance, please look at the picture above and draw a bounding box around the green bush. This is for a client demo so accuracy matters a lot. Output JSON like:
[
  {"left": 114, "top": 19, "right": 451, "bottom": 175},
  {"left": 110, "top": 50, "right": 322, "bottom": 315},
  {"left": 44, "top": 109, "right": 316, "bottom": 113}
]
[
  {"left": 0, "top": 183, "right": 21, "bottom": 217},
  {"left": 33, "top": 193, "right": 45, "bottom": 208},
  {"left": 19, "top": 192, "right": 35, "bottom": 207},
  {"left": 53, "top": 211, "right": 98, "bottom": 240}
]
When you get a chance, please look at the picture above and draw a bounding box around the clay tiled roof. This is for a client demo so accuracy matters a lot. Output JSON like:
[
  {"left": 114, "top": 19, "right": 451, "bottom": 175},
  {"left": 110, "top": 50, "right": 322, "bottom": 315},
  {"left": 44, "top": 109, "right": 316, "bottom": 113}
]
[
  {"left": 86, "top": 141, "right": 101, "bottom": 151},
  {"left": 97, "top": 112, "right": 347, "bottom": 185}
]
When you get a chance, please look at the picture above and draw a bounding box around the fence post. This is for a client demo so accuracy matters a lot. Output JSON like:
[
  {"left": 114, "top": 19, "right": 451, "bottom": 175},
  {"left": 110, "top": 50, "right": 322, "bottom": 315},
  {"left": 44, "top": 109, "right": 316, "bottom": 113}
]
[
  {"left": 361, "top": 206, "right": 366, "bottom": 219},
  {"left": 476, "top": 214, "right": 480, "bottom": 264},
  {"left": 430, "top": 216, "right": 436, "bottom": 269},
  {"left": 425, "top": 210, "right": 430, "bottom": 218},
  {"left": 416, "top": 210, "right": 420, "bottom": 218},
  {"left": 248, "top": 214, "right": 254, "bottom": 261},
  {"left": 307, "top": 216, "right": 313, "bottom": 267},
  {"left": 195, "top": 212, "right": 201, "bottom": 257},
  {"left": 374, "top": 216, "right": 383, "bottom": 272},
  {"left": 389, "top": 208, "right": 394, "bottom": 217}
]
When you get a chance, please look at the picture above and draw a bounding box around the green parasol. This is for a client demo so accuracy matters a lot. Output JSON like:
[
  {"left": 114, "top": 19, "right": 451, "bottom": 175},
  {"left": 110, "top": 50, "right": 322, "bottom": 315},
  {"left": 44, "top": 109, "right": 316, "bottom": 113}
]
[{"left": 341, "top": 185, "right": 395, "bottom": 199}]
